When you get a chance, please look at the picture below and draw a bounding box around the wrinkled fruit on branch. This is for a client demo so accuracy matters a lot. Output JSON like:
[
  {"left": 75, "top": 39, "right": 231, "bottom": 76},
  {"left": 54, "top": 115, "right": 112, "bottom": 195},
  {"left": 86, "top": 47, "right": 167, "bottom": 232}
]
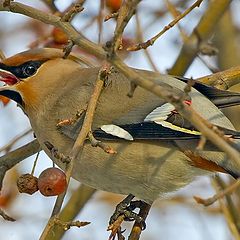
[
  {"left": 38, "top": 167, "right": 67, "bottom": 196},
  {"left": 17, "top": 174, "right": 39, "bottom": 195}
]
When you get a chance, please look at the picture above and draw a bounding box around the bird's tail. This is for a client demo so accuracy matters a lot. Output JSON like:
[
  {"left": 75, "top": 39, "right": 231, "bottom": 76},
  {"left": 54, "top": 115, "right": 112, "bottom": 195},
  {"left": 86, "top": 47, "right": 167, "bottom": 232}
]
[{"left": 177, "top": 77, "right": 240, "bottom": 108}]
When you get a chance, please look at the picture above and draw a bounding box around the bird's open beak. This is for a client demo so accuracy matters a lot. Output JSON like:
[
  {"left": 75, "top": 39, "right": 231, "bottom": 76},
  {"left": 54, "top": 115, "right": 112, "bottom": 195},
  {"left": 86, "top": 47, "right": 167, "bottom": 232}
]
[
  {"left": 0, "top": 69, "right": 20, "bottom": 85},
  {"left": 0, "top": 84, "right": 23, "bottom": 106},
  {"left": 0, "top": 67, "right": 23, "bottom": 106}
]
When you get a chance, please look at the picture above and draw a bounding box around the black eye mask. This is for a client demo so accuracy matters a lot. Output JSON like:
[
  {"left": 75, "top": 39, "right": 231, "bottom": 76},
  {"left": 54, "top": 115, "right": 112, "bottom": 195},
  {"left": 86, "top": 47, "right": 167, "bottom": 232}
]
[{"left": 0, "top": 61, "right": 44, "bottom": 79}]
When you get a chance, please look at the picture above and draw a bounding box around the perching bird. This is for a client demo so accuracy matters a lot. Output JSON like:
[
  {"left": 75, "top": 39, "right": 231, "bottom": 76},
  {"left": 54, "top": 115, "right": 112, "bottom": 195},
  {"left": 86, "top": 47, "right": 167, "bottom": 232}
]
[{"left": 0, "top": 48, "right": 240, "bottom": 206}]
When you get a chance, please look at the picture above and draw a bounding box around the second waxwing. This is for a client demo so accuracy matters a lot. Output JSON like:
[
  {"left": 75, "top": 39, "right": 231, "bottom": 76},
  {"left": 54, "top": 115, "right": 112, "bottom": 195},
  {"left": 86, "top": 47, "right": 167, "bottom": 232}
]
[{"left": 0, "top": 48, "right": 240, "bottom": 204}]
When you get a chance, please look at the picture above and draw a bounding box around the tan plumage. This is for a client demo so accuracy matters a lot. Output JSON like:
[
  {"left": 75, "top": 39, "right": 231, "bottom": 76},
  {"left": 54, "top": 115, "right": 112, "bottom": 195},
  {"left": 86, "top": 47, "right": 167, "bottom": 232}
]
[{"left": 0, "top": 48, "right": 240, "bottom": 203}]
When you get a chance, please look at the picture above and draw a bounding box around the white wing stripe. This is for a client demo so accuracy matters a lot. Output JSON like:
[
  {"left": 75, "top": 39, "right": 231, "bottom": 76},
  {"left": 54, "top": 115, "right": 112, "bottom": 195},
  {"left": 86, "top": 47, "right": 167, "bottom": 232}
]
[
  {"left": 100, "top": 124, "right": 134, "bottom": 140},
  {"left": 144, "top": 103, "right": 175, "bottom": 122}
]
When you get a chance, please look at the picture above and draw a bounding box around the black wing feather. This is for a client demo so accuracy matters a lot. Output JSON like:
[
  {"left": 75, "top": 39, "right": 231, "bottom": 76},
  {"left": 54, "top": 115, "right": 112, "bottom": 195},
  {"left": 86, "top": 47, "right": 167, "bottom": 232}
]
[
  {"left": 177, "top": 77, "right": 240, "bottom": 108},
  {"left": 93, "top": 122, "right": 240, "bottom": 141},
  {"left": 93, "top": 122, "right": 200, "bottom": 140}
]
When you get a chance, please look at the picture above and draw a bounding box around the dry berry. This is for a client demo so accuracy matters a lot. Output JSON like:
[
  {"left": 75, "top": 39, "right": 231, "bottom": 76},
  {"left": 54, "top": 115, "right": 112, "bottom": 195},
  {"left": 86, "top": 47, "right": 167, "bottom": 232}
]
[
  {"left": 38, "top": 168, "right": 67, "bottom": 196},
  {"left": 17, "top": 174, "right": 38, "bottom": 195}
]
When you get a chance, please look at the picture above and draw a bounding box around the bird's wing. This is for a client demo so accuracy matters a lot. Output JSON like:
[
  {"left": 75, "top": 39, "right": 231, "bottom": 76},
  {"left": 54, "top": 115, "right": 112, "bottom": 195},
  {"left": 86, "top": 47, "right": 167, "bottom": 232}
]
[
  {"left": 176, "top": 77, "right": 240, "bottom": 108},
  {"left": 93, "top": 101, "right": 240, "bottom": 141},
  {"left": 59, "top": 100, "right": 240, "bottom": 141}
]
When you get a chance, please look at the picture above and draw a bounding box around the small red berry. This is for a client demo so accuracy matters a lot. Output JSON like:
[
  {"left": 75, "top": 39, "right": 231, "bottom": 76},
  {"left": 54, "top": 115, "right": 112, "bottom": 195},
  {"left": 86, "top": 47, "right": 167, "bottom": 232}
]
[
  {"left": 106, "top": 0, "right": 122, "bottom": 12},
  {"left": 51, "top": 27, "right": 68, "bottom": 44},
  {"left": 38, "top": 168, "right": 67, "bottom": 196},
  {"left": 17, "top": 174, "right": 38, "bottom": 195}
]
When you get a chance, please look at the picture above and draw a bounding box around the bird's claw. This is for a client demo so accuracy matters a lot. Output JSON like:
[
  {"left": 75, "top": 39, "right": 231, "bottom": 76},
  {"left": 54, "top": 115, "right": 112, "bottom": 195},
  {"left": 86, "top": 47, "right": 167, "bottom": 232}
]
[{"left": 109, "top": 195, "right": 147, "bottom": 231}]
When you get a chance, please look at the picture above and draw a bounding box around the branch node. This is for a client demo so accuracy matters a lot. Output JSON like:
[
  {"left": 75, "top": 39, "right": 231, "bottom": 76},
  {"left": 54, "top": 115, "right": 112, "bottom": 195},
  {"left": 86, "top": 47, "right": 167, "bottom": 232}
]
[
  {"left": 61, "top": 2, "right": 85, "bottom": 22},
  {"left": 88, "top": 132, "right": 117, "bottom": 154},
  {"left": 127, "top": 81, "right": 138, "bottom": 98},
  {"left": 54, "top": 217, "right": 90, "bottom": 231},
  {"left": 104, "top": 12, "right": 119, "bottom": 22},
  {"left": 194, "top": 180, "right": 240, "bottom": 207},
  {"left": 63, "top": 40, "right": 74, "bottom": 59},
  {"left": 3, "top": 0, "right": 13, "bottom": 8},
  {"left": 44, "top": 141, "right": 72, "bottom": 164}
]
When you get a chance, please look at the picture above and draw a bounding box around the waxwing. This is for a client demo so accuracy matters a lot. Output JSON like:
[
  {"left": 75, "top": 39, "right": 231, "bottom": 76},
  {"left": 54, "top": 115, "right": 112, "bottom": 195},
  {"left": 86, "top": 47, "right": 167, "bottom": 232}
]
[{"left": 0, "top": 48, "right": 240, "bottom": 204}]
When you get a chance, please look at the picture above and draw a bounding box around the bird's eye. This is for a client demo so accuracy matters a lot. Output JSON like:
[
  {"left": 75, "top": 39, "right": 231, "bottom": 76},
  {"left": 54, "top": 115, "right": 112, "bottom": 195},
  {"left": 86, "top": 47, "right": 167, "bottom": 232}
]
[{"left": 23, "top": 64, "right": 38, "bottom": 77}]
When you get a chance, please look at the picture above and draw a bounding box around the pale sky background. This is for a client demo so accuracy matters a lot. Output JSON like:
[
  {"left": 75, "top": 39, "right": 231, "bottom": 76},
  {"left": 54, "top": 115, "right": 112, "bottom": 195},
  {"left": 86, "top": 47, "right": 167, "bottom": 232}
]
[{"left": 0, "top": 1, "right": 239, "bottom": 239}]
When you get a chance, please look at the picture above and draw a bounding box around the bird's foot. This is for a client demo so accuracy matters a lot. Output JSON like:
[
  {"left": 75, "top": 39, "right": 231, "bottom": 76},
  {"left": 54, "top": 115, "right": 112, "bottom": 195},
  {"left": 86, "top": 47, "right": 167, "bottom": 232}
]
[{"left": 107, "top": 194, "right": 147, "bottom": 240}]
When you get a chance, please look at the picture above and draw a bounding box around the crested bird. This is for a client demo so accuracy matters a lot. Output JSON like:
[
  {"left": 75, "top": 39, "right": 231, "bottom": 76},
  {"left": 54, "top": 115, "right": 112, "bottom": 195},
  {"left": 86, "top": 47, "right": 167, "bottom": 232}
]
[{"left": 0, "top": 48, "right": 240, "bottom": 220}]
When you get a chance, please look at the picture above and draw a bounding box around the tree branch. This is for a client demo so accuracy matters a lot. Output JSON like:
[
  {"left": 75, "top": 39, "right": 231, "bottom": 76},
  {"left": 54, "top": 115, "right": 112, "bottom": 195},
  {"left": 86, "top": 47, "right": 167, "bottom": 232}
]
[
  {"left": 0, "top": 139, "right": 40, "bottom": 190},
  {"left": 39, "top": 64, "right": 108, "bottom": 239},
  {"left": 45, "top": 185, "right": 96, "bottom": 240},
  {"left": 127, "top": 0, "right": 203, "bottom": 51},
  {"left": 197, "top": 65, "right": 240, "bottom": 89},
  {"left": 169, "top": 0, "right": 232, "bottom": 75}
]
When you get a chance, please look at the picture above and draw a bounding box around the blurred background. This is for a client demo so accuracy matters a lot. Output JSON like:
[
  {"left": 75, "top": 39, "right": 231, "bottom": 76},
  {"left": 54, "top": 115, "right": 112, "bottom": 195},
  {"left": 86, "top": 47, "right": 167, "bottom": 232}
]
[{"left": 0, "top": 0, "right": 240, "bottom": 239}]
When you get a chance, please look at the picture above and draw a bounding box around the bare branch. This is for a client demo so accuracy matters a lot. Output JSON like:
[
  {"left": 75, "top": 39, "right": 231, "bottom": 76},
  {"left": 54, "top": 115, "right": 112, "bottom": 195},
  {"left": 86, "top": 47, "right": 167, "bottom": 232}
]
[
  {"left": 194, "top": 180, "right": 240, "bottom": 206},
  {"left": 0, "top": 2, "right": 106, "bottom": 59},
  {"left": 169, "top": 0, "right": 232, "bottom": 75},
  {"left": 0, "top": 128, "right": 32, "bottom": 153},
  {"left": 108, "top": 0, "right": 141, "bottom": 54},
  {"left": 108, "top": 55, "right": 240, "bottom": 167},
  {"left": 0, "top": 139, "right": 40, "bottom": 190},
  {"left": 127, "top": 0, "right": 203, "bottom": 51},
  {"left": 54, "top": 218, "right": 90, "bottom": 230},
  {"left": 39, "top": 64, "right": 109, "bottom": 239},
  {"left": 61, "top": 1, "right": 85, "bottom": 22},
  {"left": 197, "top": 65, "right": 240, "bottom": 89},
  {"left": 44, "top": 185, "right": 96, "bottom": 240}
]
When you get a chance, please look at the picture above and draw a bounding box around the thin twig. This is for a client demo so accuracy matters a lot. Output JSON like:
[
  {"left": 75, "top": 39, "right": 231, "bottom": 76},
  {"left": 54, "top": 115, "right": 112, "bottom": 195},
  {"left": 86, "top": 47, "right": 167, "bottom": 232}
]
[
  {"left": 194, "top": 180, "right": 240, "bottom": 206},
  {"left": 1, "top": 3, "right": 240, "bottom": 240},
  {"left": 214, "top": 177, "right": 240, "bottom": 232},
  {"left": 61, "top": 1, "right": 85, "bottom": 22},
  {"left": 44, "top": 185, "right": 96, "bottom": 240},
  {"left": 127, "top": 0, "right": 203, "bottom": 51},
  {"left": 104, "top": 12, "right": 119, "bottom": 22},
  {"left": 39, "top": 64, "right": 109, "bottom": 239},
  {"left": 108, "top": 0, "right": 141, "bottom": 54},
  {"left": 164, "top": 0, "right": 188, "bottom": 42},
  {"left": 97, "top": 0, "right": 104, "bottom": 43},
  {"left": 135, "top": 11, "right": 159, "bottom": 72},
  {"left": 0, "top": 139, "right": 40, "bottom": 190},
  {"left": 88, "top": 132, "right": 117, "bottom": 154},
  {"left": 54, "top": 218, "right": 90, "bottom": 230},
  {"left": 197, "top": 54, "right": 219, "bottom": 73},
  {"left": 0, "top": 129, "right": 32, "bottom": 153},
  {"left": 107, "top": 55, "right": 240, "bottom": 168},
  {"left": 0, "top": 2, "right": 106, "bottom": 59},
  {"left": 169, "top": 0, "right": 232, "bottom": 75},
  {"left": 30, "top": 151, "right": 40, "bottom": 175},
  {"left": 44, "top": 141, "right": 71, "bottom": 164},
  {"left": 212, "top": 178, "right": 240, "bottom": 240}
]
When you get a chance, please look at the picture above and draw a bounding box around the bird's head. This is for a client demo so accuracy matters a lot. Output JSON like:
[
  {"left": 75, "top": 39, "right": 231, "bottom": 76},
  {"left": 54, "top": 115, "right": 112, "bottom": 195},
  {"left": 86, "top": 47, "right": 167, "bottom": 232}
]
[{"left": 0, "top": 48, "right": 91, "bottom": 111}]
